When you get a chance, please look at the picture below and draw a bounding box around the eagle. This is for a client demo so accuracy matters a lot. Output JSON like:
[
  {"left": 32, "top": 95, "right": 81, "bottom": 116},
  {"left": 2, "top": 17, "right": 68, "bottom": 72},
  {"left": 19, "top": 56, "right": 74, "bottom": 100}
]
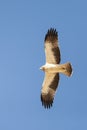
[{"left": 40, "top": 28, "right": 72, "bottom": 109}]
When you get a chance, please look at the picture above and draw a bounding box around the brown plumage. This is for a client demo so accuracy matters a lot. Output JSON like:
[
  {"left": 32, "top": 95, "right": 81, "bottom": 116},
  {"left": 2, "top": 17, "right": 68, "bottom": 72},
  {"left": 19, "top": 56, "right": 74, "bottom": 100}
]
[{"left": 40, "top": 28, "right": 72, "bottom": 109}]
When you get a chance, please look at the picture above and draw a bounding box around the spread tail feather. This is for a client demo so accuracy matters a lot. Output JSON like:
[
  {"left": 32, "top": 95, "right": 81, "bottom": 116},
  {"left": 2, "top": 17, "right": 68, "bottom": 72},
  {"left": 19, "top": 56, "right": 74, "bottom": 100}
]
[{"left": 57, "top": 62, "right": 72, "bottom": 77}]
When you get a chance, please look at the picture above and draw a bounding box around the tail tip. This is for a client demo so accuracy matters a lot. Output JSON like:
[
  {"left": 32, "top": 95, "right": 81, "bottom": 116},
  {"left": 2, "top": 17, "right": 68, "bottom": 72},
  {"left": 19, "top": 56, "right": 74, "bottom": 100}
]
[{"left": 67, "top": 62, "right": 73, "bottom": 77}]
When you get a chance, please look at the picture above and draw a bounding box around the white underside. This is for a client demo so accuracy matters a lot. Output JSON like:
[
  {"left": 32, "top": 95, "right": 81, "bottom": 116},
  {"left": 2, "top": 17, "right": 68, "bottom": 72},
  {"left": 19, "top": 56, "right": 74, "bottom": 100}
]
[
  {"left": 44, "top": 63, "right": 57, "bottom": 67},
  {"left": 40, "top": 63, "right": 63, "bottom": 73}
]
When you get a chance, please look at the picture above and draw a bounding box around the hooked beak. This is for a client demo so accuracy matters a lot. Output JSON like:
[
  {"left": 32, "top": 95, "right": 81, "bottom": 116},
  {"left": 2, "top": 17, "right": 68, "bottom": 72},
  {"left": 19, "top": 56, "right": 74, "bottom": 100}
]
[
  {"left": 40, "top": 66, "right": 45, "bottom": 71},
  {"left": 40, "top": 66, "right": 43, "bottom": 70}
]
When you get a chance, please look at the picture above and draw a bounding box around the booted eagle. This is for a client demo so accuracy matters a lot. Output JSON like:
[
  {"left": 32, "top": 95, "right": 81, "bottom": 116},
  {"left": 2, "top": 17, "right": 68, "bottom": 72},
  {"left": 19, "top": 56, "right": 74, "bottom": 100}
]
[{"left": 40, "top": 28, "right": 72, "bottom": 109}]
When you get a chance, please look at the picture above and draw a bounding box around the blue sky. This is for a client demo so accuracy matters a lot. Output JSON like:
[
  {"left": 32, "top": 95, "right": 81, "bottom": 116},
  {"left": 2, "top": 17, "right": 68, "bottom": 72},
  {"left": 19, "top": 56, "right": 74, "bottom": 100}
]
[{"left": 0, "top": 0, "right": 87, "bottom": 129}]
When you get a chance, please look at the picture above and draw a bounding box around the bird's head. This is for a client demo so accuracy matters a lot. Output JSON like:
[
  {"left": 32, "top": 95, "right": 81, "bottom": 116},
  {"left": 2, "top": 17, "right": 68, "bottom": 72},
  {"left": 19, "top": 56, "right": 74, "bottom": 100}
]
[{"left": 40, "top": 65, "right": 45, "bottom": 71}]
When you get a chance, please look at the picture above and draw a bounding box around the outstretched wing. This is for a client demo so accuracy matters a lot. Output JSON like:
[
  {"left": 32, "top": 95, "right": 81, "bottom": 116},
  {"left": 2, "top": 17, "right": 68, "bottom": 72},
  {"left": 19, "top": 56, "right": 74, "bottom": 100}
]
[
  {"left": 44, "top": 28, "right": 61, "bottom": 64},
  {"left": 41, "top": 28, "right": 60, "bottom": 108},
  {"left": 41, "top": 73, "right": 59, "bottom": 108}
]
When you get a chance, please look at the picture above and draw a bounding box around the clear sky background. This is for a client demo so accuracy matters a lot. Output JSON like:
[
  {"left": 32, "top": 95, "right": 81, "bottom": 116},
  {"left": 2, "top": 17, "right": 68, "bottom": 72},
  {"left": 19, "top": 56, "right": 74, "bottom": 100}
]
[{"left": 0, "top": 0, "right": 87, "bottom": 130}]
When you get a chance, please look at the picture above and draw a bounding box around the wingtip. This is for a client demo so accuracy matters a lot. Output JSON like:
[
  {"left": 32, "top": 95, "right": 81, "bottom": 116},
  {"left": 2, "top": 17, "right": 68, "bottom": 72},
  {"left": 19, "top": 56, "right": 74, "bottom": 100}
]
[
  {"left": 41, "top": 94, "right": 53, "bottom": 109},
  {"left": 45, "top": 28, "right": 58, "bottom": 42}
]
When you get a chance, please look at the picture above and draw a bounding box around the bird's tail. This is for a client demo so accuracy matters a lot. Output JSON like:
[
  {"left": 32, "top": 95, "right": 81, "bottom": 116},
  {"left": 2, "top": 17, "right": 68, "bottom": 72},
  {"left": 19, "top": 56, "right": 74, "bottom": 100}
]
[{"left": 56, "top": 62, "right": 73, "bottom": 77}]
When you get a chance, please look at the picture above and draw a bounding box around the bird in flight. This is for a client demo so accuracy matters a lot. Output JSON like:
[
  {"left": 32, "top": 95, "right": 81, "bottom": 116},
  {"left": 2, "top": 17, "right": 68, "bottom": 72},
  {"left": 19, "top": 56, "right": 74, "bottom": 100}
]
[{"left": 40, "top": 28, "right": 72, "bottom": 109}]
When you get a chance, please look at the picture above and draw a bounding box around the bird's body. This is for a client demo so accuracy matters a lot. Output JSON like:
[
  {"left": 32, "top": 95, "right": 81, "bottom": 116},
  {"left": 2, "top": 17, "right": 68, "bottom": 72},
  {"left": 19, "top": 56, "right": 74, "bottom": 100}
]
[
  {"left": 40, "top": 62, "right": 72, "bottom": 76},
  {"left": 40, "top": 28, "right": 72, "bottom": 109}
]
